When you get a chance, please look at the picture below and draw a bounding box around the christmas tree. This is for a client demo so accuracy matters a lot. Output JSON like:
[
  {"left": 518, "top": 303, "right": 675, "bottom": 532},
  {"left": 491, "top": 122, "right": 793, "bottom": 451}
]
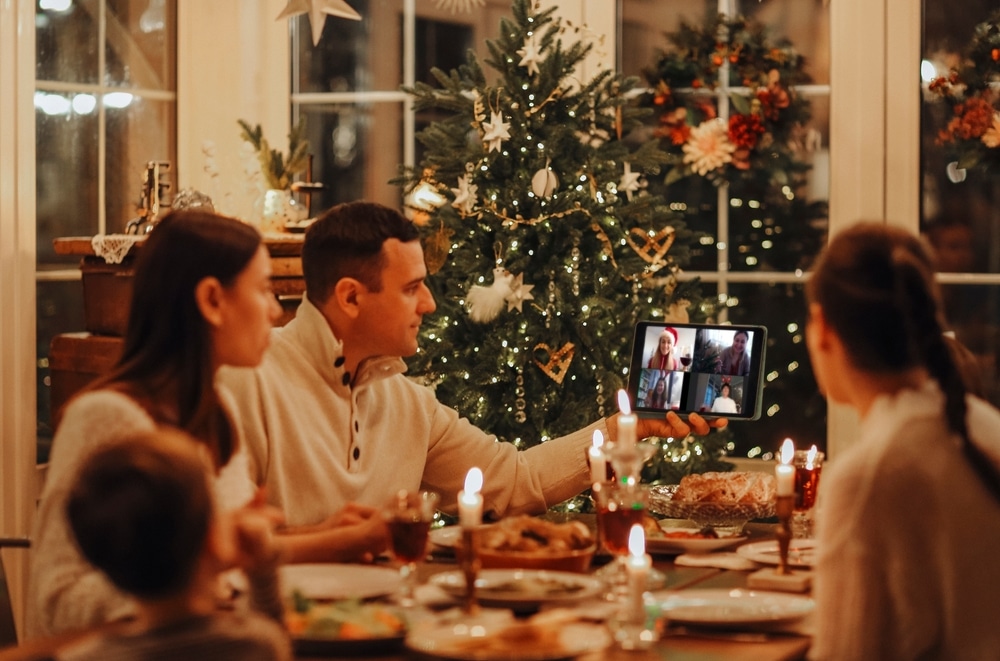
[{"left": 399, "top": 0, "right": 734, "bottom": 487}]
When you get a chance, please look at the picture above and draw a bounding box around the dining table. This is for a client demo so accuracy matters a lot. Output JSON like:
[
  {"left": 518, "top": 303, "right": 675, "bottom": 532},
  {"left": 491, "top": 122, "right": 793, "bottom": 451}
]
[{"left": 293, "top": 520, "right": 814, "bottom": 661}]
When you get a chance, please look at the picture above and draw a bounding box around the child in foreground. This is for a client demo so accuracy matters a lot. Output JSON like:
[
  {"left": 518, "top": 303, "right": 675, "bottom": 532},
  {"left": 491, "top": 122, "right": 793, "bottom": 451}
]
[{"left": 56, "top": 429, "right": 292, "bottom": 661}]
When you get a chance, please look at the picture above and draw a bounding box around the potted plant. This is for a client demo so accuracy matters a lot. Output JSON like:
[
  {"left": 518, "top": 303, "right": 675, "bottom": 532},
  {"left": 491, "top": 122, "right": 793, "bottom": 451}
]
[{"left": 238, "top": 118, "right": 310, "bottom": 231}]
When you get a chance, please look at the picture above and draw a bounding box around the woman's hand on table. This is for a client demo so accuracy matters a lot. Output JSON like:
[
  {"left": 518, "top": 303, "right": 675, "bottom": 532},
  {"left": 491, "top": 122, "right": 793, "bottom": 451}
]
[
  {"left": 606, "top": 410, "right": 727, "bottom": 442},
  {"left": 227, "top": 488, "right": 286, "bottom": 572}
]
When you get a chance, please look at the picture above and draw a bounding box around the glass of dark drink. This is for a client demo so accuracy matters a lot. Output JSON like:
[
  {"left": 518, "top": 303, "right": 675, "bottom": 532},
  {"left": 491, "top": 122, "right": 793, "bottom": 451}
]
[
  {"left": 382, "top": 489, "right": 440, "bottom": 607},
  {"left": 593, "top": 481, "right": 651, "bottom": 599},
  {"left": 679, "top": 346, "right": 693, "bottom": 370},
  {"left": 791, "top": 448, "right": 824, "bottom": 538}
]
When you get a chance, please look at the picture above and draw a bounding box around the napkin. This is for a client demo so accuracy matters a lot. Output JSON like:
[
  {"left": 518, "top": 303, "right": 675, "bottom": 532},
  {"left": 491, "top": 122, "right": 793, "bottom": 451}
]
[{"left": 674, "top": 552, "right": 758, "bottom": 570}]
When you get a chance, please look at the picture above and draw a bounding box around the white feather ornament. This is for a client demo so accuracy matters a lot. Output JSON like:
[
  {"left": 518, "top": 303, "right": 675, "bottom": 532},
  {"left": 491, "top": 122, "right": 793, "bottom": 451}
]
[{"left": 467, "top": 267, "right": 514, "bottom": 323}]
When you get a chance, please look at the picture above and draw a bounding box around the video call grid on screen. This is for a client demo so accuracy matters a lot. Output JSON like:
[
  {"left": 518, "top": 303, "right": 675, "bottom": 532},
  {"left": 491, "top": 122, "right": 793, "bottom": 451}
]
[{"left": 627, "top": 322, "right": 766, "bottom": 420}]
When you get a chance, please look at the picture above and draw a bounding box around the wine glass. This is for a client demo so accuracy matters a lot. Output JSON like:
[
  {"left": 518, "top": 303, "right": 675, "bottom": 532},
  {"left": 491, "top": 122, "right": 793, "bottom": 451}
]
[
  {"left": 382, "top": 489, "right": 439, "bottom": 607},
  {"left": 593, "top": 482, "right": 663, "bottom": 599},
  {"left": 679, "top": 346, "right": 693, "bottom": 370},
  {"left": 792, "top": 449, "right": 824, "bottom": 538}
]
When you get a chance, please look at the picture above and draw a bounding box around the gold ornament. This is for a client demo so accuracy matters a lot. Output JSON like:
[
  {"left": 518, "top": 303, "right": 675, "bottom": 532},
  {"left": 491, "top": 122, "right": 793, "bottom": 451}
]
[
  {"left": 626, "top": 226, "right": 675, "bottom": 265},
  {"left": 533, "top": 342, "right": 575, "bottom": 384},
  {"left": 423, "top": 222, "right": 454, "bottom": 275}
]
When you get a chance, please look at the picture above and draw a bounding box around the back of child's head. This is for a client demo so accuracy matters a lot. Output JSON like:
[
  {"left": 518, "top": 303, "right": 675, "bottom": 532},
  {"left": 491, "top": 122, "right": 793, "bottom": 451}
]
[{"left": 66, "top": 429, "right": 215, "bottom": 600}]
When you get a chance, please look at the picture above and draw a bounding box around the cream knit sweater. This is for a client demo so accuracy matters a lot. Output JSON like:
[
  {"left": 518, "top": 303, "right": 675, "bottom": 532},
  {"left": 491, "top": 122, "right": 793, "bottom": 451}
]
[
  {"left": 218, "top": 297, "right": 598, "bottom": 527},
  {"left": 26, "top": 390, "right": 255, "bottom": 639}
]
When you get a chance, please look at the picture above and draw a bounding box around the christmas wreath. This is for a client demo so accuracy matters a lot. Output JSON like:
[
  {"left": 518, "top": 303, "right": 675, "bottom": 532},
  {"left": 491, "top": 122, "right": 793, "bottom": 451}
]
[
  {"left": 642, "top": 13, "right": 815, "bottom": 189},
  {"left": 929, "top": 10, "right": 1000, "bottom": 175}
]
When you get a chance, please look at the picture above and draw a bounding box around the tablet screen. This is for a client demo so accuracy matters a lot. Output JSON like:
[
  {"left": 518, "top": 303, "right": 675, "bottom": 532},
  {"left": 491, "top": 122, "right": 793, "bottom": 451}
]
[{"left": 626, "top": 322, "right": 768, "bottom": 420}]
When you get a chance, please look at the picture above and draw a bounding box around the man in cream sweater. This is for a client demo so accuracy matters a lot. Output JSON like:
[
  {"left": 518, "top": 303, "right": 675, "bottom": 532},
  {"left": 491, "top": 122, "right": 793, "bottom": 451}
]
[{"left": 219, "top": 201, "right": 722, "bottom": 562}]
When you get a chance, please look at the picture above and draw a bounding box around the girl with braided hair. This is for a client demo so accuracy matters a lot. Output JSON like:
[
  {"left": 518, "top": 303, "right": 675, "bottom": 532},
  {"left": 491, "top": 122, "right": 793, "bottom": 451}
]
[{"left": 806, "top": 222, "right": 1000, "bottom": 660}]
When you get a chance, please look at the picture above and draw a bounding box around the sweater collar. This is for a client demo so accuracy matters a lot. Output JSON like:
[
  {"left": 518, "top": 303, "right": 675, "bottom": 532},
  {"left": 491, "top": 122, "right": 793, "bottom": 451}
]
[{"left": 281, "top": 296, "right": 407, "bottom": 393}]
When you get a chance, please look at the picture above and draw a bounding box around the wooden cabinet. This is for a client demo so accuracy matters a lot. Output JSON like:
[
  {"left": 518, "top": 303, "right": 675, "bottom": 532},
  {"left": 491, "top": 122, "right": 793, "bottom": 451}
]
[{"left": 49, "top": 236, "right": 305, "bottom": 416}]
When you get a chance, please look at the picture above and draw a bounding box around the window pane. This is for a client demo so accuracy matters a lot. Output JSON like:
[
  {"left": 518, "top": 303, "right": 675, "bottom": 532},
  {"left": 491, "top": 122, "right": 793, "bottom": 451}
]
[
  {"left": 726, "top": 282, "right": 826, "bottom": 456},
  {"left": 36, "top": 280, "right": 86, "bottom": 464},
  {"left": 300, "top": 104, "right": 404, "bottom": 210},
  {"left": 105, "top": 98, "right": 176, "bottom": 232},
  {"left": 36, "top": 100, "right": 100, "bottom": 266},
  {"left": 36, "top": 2, "right": 99, "bottom": 84},
  {"left": 293, "top": 0, "right": 406, "bottom": 94},
  {"left": 106, "top": 0, "right": 177, "bottom": 89},
  {"left": 920, "top": 0, "right": 1000, "bottom": 411}
]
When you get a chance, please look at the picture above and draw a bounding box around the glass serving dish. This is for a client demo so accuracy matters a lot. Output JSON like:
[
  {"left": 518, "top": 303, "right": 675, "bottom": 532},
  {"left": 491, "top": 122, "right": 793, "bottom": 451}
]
[{"left": 647, "top": 485, "right": 775, "bottom": 535}]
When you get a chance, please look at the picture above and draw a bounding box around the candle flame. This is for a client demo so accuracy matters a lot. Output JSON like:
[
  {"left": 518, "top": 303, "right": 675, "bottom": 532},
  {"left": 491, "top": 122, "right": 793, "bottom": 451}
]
[
  {"left": 780, "top": 438, "right": 795, "bottom": 465},
  {"left": 592, "top": 430, "right": 604, "bottom": 449},
  {"left": 464, "top": 467, "right": 483, "bottom": 494},
  {"left": 806, "top": 445, "right": 818, "bottom": 469},
  {"left": 617, "top": 389, "right": 632, "bottom": 416},
  {"left": 628, "top": 524, "right": 645, "bottom": 558}
]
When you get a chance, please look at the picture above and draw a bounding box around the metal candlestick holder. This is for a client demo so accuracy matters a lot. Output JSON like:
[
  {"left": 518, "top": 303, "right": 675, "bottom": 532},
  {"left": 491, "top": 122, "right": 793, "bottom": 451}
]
[
  {"left": 458, "top": 526, "right": 481, "bottom": 615},
  {"left": 774, "top": 494, "right": 794, "bottom": 575}
]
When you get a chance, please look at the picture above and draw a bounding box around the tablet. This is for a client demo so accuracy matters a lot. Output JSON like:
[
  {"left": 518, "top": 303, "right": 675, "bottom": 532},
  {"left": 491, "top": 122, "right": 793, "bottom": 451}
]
[{"left": 625, "top": 321, "right": 767, "bottom": 420}]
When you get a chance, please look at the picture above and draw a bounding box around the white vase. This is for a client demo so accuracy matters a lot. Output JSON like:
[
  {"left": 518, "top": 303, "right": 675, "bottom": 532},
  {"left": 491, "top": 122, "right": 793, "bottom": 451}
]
[{"left": 261, "top": 189, "right": 307, "bottom": 233}]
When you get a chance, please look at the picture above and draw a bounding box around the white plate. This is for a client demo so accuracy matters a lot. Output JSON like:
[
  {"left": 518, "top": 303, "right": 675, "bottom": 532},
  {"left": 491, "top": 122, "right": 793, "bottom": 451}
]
[
  {"left": 429, "top": 526, "right": 462, "bottom": 549},
  {"left": 407, "top": 619, "right": 610, "bottom": 660},
  {"left": 429, "top": 569, "right": 603, "bottom": 611},
  {"left": 735, "top": 539, "right": 817, "bottom": 568},
  {"left": 646, "top": 523, "right": 747, "bottom": 554},
  {"left": 657, "top": 588, "right": 815, "bottom": 626},
  {"left": 280, "top": 563, "right": 402, "bottom": 600}
]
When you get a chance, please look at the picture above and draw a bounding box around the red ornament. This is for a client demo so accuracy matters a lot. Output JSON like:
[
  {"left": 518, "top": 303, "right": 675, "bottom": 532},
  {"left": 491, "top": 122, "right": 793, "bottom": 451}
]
[{"left": 992, "top": 48, "right": 1000, "bottom": 61}]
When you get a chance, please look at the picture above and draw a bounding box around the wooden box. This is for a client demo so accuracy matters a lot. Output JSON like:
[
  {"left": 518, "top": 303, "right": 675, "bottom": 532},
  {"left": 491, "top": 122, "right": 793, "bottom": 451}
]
[
  {"left": 49, "top": 333, "right": 125, "bottom": 418},
  {"left": 79, "top": 255, "right": 135, "bottom": 336}
]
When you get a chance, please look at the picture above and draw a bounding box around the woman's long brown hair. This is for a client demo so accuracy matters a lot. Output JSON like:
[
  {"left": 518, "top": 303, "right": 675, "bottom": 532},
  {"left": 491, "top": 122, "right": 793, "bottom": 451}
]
[{"left": 76, "top": 210, "right": 262, "bottom": 469}]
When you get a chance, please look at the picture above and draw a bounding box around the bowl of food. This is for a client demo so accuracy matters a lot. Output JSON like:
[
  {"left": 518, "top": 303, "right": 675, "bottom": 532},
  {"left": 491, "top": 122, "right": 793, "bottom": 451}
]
[
  {"left": 476, "top": 515, "right": 597, "bottom": 573},
  {"left": 648, "top": 472, "right": 776, "bottom": 535}
]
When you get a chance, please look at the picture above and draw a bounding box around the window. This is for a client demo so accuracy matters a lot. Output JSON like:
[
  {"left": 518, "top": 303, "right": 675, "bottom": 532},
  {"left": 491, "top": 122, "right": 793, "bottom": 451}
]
[
  {"left": 620, "top": 0, "right": 831, "bottom": 457},
  {"left": 920, "top": 0, "right": 1000, "bottom": 406},
  {"left": 35, "top": 0, "right": 177, "bottom": 461}
]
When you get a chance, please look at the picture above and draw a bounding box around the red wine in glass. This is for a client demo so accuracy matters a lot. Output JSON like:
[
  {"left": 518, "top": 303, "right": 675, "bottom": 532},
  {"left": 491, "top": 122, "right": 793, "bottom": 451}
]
[
  {"left": 388, "top": 518, "right": 431, "bottom": 563},
  {"left": 679, "top": 356, "right": 692, "bottom": 368},
  {"left": 794, "top": 466, "right": 822, "bottom": 510},
  {"left": 598, "top": 505, "right": 646, "bottom": 555}
]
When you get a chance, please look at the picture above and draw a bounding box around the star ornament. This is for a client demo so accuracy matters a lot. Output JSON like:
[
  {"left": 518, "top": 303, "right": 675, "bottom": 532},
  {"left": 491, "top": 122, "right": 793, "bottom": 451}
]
[
  {"left": 618, "top": 162, "right": 642, "bottom": 201},
  {"left": 482, "top": 110, "right": 512, "bottom": 154},
  {"left": 505, "top": 273, "right": 535, "bottom": 313},
  {"left": 277, "top": 0, "right": 361, "bottom": 47},
  {"left": 517, "top": 33, "right": 543, "bottom": 76},
  {"left": 451, "top": 173, "right": 479, "bottom": 215}
]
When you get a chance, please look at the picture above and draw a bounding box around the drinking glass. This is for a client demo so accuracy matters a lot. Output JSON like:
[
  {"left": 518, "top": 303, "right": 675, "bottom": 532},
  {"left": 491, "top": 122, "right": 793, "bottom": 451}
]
[
  {"left": 792, "top": 449, "right": 824, "bottom": 538},
  {"left": 679, "top": 346, "right": 693, "bottom": 370},
  {"left": 382, "top": 489, "right": 439, "bottom": 607},
  {"left": 593, "top": 482, "right": 664, "bottom": 598}
]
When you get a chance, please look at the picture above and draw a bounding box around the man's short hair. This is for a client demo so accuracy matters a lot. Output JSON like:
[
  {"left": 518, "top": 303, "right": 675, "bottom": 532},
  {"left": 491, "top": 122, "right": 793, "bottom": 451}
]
[
  {"left": 302, "top": 201, "right": 420, "bottom": 303},
  {"left": 65, "top": 430, "right": 214, "bottom": 600}
]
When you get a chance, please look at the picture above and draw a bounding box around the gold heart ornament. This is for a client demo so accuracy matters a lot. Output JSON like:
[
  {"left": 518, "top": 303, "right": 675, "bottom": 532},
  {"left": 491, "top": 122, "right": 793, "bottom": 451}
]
[{"left": 533, "top": 342, "right": 576, "bottom": 384}]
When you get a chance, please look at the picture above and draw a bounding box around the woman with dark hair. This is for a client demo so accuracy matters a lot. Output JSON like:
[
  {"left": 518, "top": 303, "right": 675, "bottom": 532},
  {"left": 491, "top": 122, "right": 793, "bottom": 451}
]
[
  {"left": 646, "top": 373, "right": 669, "bottom": 409},
  {"left": 718, "top": 330, "right": 750, "bottom": 376},
  {"left": 806, "top": 223, "right": 1000, "bottom": 660},
  {"left": 28, "top": 210, "right": 284, "bottom": 638}
]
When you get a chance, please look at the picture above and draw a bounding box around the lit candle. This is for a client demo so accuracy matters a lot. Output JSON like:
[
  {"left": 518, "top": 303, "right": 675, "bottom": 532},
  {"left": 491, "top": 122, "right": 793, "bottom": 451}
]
[
  {"left": 616, "top": 389, "right": 637, "bottom": 448},
  {"left": 626, "top": 524, "right": 651, "bottom": 616},
  {"left": 589, "top": 430, "right": 607, "bottom": 485},
  {"left": 805, "top": 444, "right": 818, "bottom": 470},
  {"left": 775, "top": 438, "right": 795, "bottom": 496},
  {"left": 458, "top": 467, "right": 484, "bottom": 528}
]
